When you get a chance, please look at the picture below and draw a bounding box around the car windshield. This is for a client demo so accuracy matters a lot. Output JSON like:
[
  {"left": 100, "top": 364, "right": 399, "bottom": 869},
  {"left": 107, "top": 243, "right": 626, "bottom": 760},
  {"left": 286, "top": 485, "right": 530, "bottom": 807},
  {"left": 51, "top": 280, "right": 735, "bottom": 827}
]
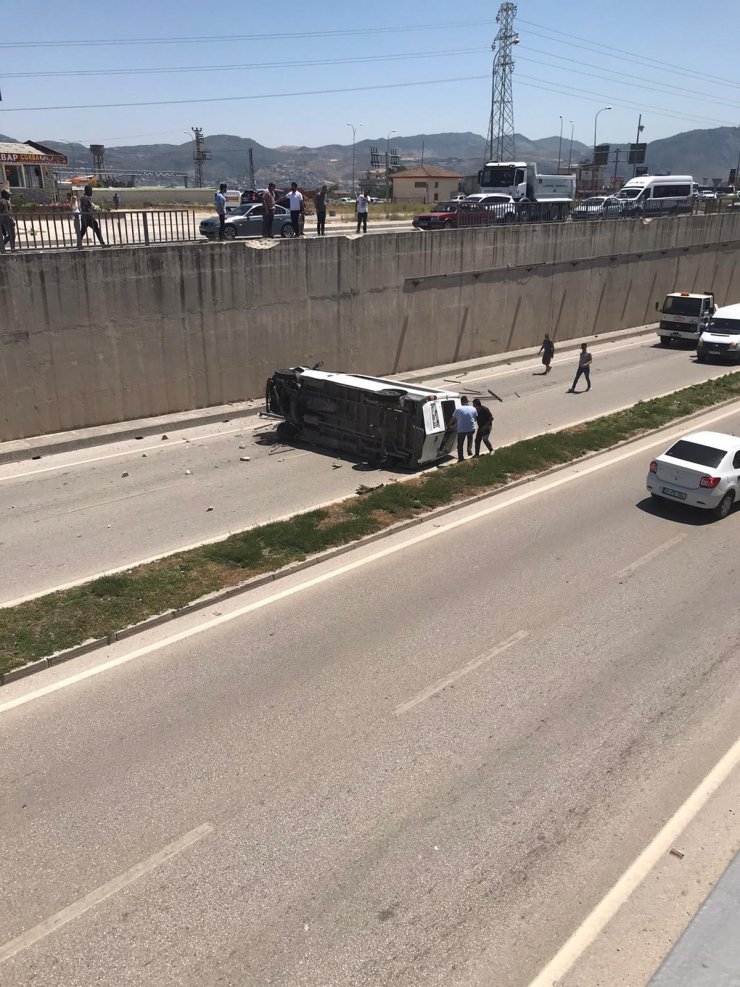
[
  {"left": 707, "top": 318, "right": 740, "bottom": 334},
  {"left": 662, "top": 296, "right": 702, "bottom": 316},
  {"left": 582, "top": 198, "right": 606, "bottom": 205},
  {"left": 432, "top": 203, "right": 457, "bottom": 213},
  {"left": 664, "top": 440, "right": 725, "bottom": 468},
  {"left": 479, "top": 166, "right": 517, "bottom": 188},
  {"left": 615, "top": 187, "right": 642, "bottom": 200}
]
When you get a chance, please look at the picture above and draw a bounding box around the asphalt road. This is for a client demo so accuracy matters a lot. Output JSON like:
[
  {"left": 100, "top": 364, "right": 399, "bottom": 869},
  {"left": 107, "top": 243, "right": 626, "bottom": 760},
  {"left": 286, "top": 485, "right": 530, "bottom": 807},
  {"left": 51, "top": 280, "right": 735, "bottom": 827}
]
[
  {"left": 1, "top": 332, "right": 737, "bottom": 606},
  {"left": 2, "top": 405, "right": 739, "bottom": 986}
]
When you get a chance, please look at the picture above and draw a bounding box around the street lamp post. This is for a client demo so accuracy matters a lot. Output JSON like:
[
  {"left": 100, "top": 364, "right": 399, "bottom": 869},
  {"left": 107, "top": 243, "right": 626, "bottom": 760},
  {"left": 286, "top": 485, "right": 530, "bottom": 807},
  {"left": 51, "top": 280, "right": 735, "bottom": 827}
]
[
  {"left": 346, "top": 123, "right": 359, "bottom": 197},
  {"left": 593, "top": 106, "right": 612, "bottom": 192},
  {"left": 567, "top": 121, "right": 574, "bottom": 171},
  {"left": 385, "top": 129, "right": 396, "bottom": 204},
  {"left": 557, "top": 115, "right": 563, "bottom": 174}
]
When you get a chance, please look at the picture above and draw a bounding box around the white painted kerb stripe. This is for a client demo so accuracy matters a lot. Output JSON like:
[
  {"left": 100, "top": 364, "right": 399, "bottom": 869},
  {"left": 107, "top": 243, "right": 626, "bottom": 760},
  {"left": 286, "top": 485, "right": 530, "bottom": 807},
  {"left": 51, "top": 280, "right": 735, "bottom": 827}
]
[
  {"left": 0, "top": 823, "right": 213, "bottom": 966},
  {"left": 613, "top": 533, "right": 688, "bottom": 580},
  {"left": 524, "top": 734, "right": 740, "bottom": 987},
  {"left": 394, "top": 630, "right": 528, "bottom": 716}
]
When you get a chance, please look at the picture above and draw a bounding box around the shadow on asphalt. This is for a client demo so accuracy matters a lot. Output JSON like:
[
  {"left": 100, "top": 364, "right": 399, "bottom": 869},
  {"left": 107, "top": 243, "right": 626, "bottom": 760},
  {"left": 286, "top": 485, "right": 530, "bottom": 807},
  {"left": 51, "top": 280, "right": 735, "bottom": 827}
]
[{"left": 635, "top": 495, "right": 728, "bottom": 526}]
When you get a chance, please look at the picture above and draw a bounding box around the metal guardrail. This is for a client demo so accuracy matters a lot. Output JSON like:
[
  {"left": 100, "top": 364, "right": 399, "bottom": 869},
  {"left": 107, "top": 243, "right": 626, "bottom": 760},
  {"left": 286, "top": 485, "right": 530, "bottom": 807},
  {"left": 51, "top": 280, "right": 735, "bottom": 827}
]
[{"left": 3, "top": 209, "right": 198, "bottom": 251}]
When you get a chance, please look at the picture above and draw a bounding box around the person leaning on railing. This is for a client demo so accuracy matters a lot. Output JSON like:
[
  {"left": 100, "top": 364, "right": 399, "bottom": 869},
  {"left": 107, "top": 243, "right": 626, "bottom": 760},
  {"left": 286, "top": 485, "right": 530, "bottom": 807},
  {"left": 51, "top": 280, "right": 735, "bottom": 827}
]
[{"left": 0, "top": 189, "right": 16, "bottom": 253}]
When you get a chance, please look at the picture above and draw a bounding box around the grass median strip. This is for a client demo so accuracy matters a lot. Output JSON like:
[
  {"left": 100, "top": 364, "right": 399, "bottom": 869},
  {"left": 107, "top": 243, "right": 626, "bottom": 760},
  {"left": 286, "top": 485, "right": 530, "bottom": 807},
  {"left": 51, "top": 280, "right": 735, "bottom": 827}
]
[{"left": 2, "top": 371, "right": 740, "bottom": 676}]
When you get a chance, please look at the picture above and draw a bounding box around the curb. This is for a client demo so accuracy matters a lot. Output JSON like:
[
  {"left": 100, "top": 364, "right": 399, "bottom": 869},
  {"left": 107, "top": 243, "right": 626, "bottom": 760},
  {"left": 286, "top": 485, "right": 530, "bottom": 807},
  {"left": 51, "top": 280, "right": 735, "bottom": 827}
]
[{"left": 4, "top": 390, "right": 740, "bottom": 689}]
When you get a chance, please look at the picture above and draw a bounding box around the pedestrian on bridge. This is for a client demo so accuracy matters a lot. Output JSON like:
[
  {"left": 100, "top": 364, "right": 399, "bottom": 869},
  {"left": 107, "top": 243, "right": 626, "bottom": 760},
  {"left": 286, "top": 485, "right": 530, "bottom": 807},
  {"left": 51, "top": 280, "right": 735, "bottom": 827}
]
[
  {"left": 472, "top": 399, "right": 494, "bottom": 456},
  {"left": 451, "top": 395, "right": 477, "bottom": 462},
  {"left": 287, "top": 183, "right": 304, "bottom": 237},
  {"left": 356, "top": 192, "right": 369, "bottom": 233},
  {"left": 262, "top": 183, "right": 276, "bottom": 238},
  {"left": 568, "top": 343, "right": 592, "bottom": 393},
  {"left": 315, "top": 185, "right": 327, "bottom": 236},
  {"left": 0, "top": 189, "right": 16, "bottom": 253},
  {"left": 76, "top": 185, "right": 106, "bottom": 249},
  {"left": 215, "top": 183, "right": 227, "bottom": 241}
]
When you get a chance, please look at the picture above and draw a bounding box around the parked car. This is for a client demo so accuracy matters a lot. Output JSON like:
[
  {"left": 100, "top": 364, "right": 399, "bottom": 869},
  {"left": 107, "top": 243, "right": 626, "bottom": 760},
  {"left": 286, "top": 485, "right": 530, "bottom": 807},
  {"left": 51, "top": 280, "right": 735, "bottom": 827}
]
[
  {"left": 572, "top": 196, "right": 622, "bottom": 221},
  {"left": 646, "top": 430, "right": 740, "bottom": 519},
  {"left": 700, "top": 189, "right": 718, "bottom": 201},
  {"left": 199, "top": 203, "right": 296, "bottom": 239},
  {"left": 337, "top": 196, "right": 356, "bottom": 203}
]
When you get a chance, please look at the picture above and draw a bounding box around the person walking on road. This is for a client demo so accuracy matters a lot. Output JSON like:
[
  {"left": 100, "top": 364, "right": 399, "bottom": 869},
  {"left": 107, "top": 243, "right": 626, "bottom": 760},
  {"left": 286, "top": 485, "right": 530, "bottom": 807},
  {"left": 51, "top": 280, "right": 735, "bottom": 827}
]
[
  {"left": 472, "top": 399, "right": 494, "bottom": 456},
  {"left": 538, "top": 333, "right": 555, "bottom": 374},
  {"left": 315, "top": 185, "right": 327, "bottom": 236},
  {"left": 568, "top": 343, "right": 592, "bottom": 393},
  {"left": 0, "top": 189, "right": 16, "bottom": 253},
  {"left": 451, "top": 395, "right": 477, "bottom": 462},
  {"left": 77, "top": 185, "right": 106, "bottom": 249},
  {"left": 215, "top": 183, "right": 227, "bottom": 241},
  {"left": 287, "top": 182, "right": 304, "bottom": 237},
  {"left": 356, "top": 191, "right": 369, "bottom": 233},
  {"left": 262, "top": 183, "right": 276, "bottom": 238}
]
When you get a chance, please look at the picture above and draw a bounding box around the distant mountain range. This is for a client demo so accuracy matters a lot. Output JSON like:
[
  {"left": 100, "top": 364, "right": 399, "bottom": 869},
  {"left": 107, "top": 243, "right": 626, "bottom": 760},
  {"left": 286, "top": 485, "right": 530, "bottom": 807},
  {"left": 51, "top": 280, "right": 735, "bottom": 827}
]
[{"left": 2, "top": 127, "right": 738, "bottom": 187}]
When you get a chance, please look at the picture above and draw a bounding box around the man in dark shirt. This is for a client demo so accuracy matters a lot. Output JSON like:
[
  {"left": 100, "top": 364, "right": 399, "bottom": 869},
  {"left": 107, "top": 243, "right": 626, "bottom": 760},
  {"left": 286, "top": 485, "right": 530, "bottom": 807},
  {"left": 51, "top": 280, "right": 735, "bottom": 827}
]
[
  {"left": 262, "top": 183, "right": 276, "bottom": 238},
  {"left": 315, "top": 185, "right": 327, "bottom": 236},
  {"left": 0, "top": 189, "right": 16, "bottom": 252},
  {"left": 472, "top": 399, "right": 494, "bottom": 456},
  {"left": 538, "top": 333, "right": 555, "bottom": 373},
  {"left": 77, "top": 185, "right": 106, "bottom": 249}
]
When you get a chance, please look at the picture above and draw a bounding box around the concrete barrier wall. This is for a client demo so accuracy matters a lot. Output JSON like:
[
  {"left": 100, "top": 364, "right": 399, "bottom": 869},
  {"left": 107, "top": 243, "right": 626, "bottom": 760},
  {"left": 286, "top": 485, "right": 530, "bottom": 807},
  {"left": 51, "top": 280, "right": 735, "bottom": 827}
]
[{"left": 2, "top": 213, "right": 740, "bottom": 441}]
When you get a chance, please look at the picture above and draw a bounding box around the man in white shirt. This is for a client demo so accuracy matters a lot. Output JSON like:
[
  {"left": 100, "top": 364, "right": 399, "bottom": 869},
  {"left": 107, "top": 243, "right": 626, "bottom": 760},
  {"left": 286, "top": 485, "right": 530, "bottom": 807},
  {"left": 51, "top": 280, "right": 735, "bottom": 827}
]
[
  {"left": 356, "top": 192, "right": 369, "bottom": 233},
  {"left": 215, "top": 183, "right": 227, "bottom": 241},
  {"left": 287, "top": 182, "right": 304, "bottom": 237},
  {"left": 450, "top": 395, "right": 478, "bottom": 461}
]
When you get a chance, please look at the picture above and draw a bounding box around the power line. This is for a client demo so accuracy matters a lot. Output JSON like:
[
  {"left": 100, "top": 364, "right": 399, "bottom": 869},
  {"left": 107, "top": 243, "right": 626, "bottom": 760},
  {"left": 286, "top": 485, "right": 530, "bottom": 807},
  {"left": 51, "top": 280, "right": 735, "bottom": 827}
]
[
  {"left": 0, "top": 21, "right": 481, "bottom": 49},
  {"left": 514, "top": 73, "right": 736, "bottom": 128},
  {"left": 0, "top": 47, "right": 487, "bottom": 80},
  {"left": 516, "top": 51, "right": 740, "bottom": 111},
  {"left": 517, "top": 18, "right": 740, "bottom": 90},
  {"left": 0, "top": 74, "right": 490, "bottom": 113}
]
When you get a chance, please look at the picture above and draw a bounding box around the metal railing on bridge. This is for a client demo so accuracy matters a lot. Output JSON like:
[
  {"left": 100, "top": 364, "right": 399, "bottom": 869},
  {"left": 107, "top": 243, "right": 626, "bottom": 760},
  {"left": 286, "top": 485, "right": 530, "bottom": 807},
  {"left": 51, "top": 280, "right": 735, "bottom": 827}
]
[{"left": 3, "top": 209, "right": 198, "bottom": 252}]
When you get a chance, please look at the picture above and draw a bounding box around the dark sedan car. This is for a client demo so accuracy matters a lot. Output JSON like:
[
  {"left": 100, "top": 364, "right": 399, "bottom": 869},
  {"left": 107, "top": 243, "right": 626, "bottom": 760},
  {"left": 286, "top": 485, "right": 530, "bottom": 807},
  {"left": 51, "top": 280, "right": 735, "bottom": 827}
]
[
  {"left": 571, "top": 196, "right": 623, "bottom": 221},
  {"left": 199, "top": 203, "right": 296, "bottom": 240}
]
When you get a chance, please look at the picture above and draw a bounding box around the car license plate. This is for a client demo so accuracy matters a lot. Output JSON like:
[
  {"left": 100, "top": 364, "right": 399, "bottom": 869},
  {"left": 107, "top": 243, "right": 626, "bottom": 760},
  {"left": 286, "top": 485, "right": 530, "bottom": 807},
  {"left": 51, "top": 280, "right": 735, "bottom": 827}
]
[{"left": 661, "top": 486, "right": 686, "bottom": 500}]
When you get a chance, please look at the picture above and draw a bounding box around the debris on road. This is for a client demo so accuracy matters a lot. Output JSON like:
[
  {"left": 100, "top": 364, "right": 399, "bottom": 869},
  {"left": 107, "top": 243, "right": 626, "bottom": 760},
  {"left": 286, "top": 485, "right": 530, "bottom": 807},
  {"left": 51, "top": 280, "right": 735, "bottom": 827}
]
[
  {"left": 206, "top": 506, "right": 214, "bottom": 512},
  {"left": 185, "top": 470, "right": 192, "bottom": 475},
  {"left": 161, "top": 434, "right": 169, "bottom": 441},
  {"left": 238, "top": 444, "right": 247, "bottom": 450},
  {"left": 669, "top": 848, "right": 685, "bottom": 860},
  {"left": 357, "top": 483, "right": 384, "bottom": 495},
  {"left": 488, "top": 390, "right": 503, "bottom": 402},
  {"left": 142, "top": 453, "right": 148, "bottom": 458},
  {"left": 240, "top": 457, "right": 251, "bottom": 462},
  {"left": 121, "top": 472, "right": 129, "bottom": 478},
  {"left": 332, "top": 462, "right": 342, "bottom": 469}
]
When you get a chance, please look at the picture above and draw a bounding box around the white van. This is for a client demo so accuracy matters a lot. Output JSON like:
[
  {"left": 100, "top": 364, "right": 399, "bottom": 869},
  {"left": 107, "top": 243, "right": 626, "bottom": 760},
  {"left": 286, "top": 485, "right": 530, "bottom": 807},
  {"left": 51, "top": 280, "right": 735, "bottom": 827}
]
[
  {"left": 613, "top": 175, "right": 694, "bottom": 217},
  {"left": 696, "top": 303, "right": 740, "bottom": 363}
]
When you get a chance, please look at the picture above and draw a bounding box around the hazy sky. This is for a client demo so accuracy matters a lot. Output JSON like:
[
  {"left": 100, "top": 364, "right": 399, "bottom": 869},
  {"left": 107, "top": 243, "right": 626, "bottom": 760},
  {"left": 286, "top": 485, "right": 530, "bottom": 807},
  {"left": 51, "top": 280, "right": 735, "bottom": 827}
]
[{"left": 1, "top": 0, "right": 738, "bottom": 150}]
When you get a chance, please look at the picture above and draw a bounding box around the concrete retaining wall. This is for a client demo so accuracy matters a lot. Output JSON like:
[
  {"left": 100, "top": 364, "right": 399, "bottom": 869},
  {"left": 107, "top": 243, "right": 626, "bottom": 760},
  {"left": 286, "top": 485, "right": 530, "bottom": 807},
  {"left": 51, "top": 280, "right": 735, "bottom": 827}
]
[{"left": 2, "top": 213, "right": 740, "bottom": 442}]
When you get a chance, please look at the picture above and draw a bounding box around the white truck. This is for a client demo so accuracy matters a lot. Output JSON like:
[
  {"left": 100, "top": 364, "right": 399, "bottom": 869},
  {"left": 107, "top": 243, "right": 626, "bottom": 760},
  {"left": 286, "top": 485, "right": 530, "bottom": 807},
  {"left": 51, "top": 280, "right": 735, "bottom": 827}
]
[
  {"left": 655, "top": 290, "right": 716, "bottom": 346},
  {"left": 477, "top": 161, "right": 576, "bottom": 203}
]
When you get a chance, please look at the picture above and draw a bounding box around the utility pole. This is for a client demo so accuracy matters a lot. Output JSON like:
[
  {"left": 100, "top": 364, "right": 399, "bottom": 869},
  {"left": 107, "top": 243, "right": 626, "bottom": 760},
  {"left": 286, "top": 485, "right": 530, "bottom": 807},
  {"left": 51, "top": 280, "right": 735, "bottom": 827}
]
[
  {"left": 613, "top": 147, "right": 621, "bottom": 187},
  {"left": 248, "top": 148, "right": 255, "bottom": 189},
  {"left": 421, "top": 140, "right": 425, "bottom": 166},
  {"left": 385, "top": 130, "right": 396, "bottom": 203},
  {"left": 191, "top": 127, "right": 210, "bottom": 189},
  {"left": 633, "top": 114, "right": 645, "bottom": 178},
  {"left": 346, "top": 123, "right": 358, "bottom": 196},
  {"left": 557, "top": 115, "right": 563, "bottom": 174},
  {"left": 485, "top": 3, "right": 519, "bottom": 163},
  {"left": 567, "top": 121, "right": 574, "bottom": 171}
]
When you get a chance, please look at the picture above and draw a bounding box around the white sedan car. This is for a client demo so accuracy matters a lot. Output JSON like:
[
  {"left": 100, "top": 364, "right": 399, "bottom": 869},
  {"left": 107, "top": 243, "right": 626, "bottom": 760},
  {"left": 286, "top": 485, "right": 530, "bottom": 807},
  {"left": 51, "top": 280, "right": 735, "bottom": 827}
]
[{"left": 646, "top": 431, "right": 740, "bottom": 519}]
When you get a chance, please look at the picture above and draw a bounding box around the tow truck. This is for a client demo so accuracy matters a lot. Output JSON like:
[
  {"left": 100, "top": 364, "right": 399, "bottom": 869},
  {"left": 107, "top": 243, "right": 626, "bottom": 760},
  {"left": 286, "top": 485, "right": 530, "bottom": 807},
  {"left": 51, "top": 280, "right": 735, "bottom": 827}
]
[{"left": 655, "top": 290, "right": 716, "bottom": 346}]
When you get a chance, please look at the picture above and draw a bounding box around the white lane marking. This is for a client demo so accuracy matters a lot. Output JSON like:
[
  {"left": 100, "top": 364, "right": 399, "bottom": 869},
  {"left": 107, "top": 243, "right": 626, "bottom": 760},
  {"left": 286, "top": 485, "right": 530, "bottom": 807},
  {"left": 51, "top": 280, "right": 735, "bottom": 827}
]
[
  {"left": 3, "top": 401, "right": 740, "bottom": 714},
  {"left": 613, "top": 533, "right": 689, "bottom": 580},
  {"left": 426, "top": 337, "right": 653, "bottom": 386},
  {"left": 524, "top": 734, "right": 740, "bottom": 987},
  {"left": 0, "top": 823, "right": 213, "bottom": 965},
  {"left": 393, "top": 630, "right": 528, "bottom": 716},
  {"left": 0, "top": 422, "right": 265, "bottom": 483}
]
